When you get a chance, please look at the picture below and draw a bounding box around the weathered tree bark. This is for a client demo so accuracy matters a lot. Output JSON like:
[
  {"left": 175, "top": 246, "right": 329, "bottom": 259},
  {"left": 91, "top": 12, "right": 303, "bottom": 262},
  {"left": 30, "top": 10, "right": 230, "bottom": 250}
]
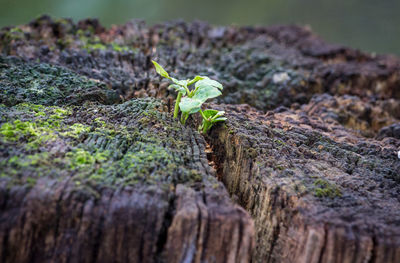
[
  {"left": 1, "top": 15, "right": 399, "bottom": 262},
  {"left": 207, "top": 100, "right": 400, "bottom": 262},
  {"left": 0, "top": 57, "right": 253, "bottom": 262}
]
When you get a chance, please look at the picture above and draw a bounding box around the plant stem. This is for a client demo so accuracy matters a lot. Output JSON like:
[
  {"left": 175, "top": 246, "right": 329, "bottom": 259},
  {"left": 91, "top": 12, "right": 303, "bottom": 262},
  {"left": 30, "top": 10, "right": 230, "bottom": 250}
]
[
  {"left": 173, "top": 93, "right": 182, "bottom": 119},
  {"left": 199, "top": 110, "right": 211, "bottom": 133},
  {"left": 184, "top": 86, "right": 190, "bottom": 95},
  {"left": 199, "top": 109, "right": 206, "bottom": 120},
  {"left": 202, "top": 122, "right": 210, "bottom": 134},
  {"left": 180, "top": 112, "right": 188, "bottom": 124}
]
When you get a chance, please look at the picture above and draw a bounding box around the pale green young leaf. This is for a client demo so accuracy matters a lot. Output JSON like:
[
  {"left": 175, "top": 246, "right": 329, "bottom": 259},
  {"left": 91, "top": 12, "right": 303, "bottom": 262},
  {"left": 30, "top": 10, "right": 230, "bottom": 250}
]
[
  {"left": 168, "top": 84, "right": 187, "bottom": 95},
  {"left": 189, "top": 107, "right": 201, "bottom": 114},
  {"left": 188, "top": 76, "right": 205, "bottom": 86},
  {"left": 152, "top": 60, "right": 170, "bottom": 79},
  {"left": 212, "top": 117, "right": 227, "bottom": 123},
  {"left": 203, "top": 109, "right": 219, "bottom": 119},
  {"left": 192, "top": 85, "right": 221, "bottom": 102},
  {"left": 211, "top": 111, "right": 225, "bottom": 120},
  {"left": 171, "top": 78, "right": 188, "bottom": 87},
  {"left": 179, "top": 97, "right": 203, "bottom": 113},
  {"left": 195, "top": 77, "right": 223, "bottom": 90}
]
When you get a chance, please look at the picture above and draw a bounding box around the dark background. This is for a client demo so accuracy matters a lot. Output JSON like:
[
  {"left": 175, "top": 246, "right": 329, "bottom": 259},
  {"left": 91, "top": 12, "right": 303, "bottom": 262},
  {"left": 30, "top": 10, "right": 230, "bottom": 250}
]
[{"left": 0, "top": 0, "right": 399, "bottom": 55}]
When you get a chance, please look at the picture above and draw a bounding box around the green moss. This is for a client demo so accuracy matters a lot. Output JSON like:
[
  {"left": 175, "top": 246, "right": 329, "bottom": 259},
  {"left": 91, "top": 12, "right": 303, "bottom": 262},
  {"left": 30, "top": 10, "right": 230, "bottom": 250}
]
[
  {"left": 61, "top": 123, "right": 91, "bottom": 139},
  {"left": 67, "top": 149, "right": 109, "bottom": 168},
  {"left": 6, "top": 152, "right": 50, "bottom": 168},
  {"left": 1, "top": 98, "right": 206, "bottom": 188},
  {"left": 0, "top": 57, "right": 118, "bottom": 106},
  {"left": 26, "top": 177, "right": 37, "bottom": 186},
  {"left": 83, "top": 42, "right": 107, "bottom": 51},
  {"left": 188, "top": 169, "right": 203, "bottom": 182},
  {"left": 51, "top": 107, "right": 71, "bottom": 117},
  {"left": 0, "top": 122, "right": 17, "bottom": 139},
  {"left": 245, "top": 147, "right": 258, "bottom": 158},
  {"left": 94, "top": 117, "right": 107, "bottom": 127},
  {"left": 1, "top": 27, "right": 25, "bottom": 42},
  {"left": 0, "top": 103, "right": 74, "bottom": 148},
  {"left": 139, "top": 116, "right": 151, "bottom": 125},
  {"left": 0, "top": 120, "right": 40, "bottom": 141},
  {"left": 78, "top": 32, "right": 131, "bottom": 53},
  {"left": 111, "top": 43, "right": 130, "bottom": 52},
  {"left": 313, "top": 179, "right": 342, "bottom": 198},
  {"left": 273, "top": 139, "right": 286, "bottom": 146},
  {"left": 16, "top": 103, "right": 45, "bottom": 112}
]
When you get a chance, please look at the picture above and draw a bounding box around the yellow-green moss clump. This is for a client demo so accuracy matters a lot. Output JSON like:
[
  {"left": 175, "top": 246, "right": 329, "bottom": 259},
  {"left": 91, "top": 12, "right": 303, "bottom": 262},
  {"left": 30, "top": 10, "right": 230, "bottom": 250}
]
[
  {"left": 0, "top": 98, "right": 204, "bottom": 188},
  {"left": 313, "top": 178, "right": 342, "bottom": 198}
]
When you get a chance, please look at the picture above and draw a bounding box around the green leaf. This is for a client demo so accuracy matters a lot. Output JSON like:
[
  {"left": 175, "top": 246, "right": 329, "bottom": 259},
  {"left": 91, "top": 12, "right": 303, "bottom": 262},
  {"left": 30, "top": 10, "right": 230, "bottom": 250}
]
[
  {"left": 189, "top": 107, "right": 201, "bottom": 114},
  {"left": 179, "top": 97, "right": 203, "bottom": 114},
  {"left": 212, "top": 111, "right": 225, "bottom": 120},
  {"left": 212, "top": 117, "right": 227, "bottom": 123},
  {"left": 171, "top": 78, "right": 188, "bottom": 87},
  {"left": 168, "top": 84, "right": 187, "bottom": 95},
  {"left": 203, "top": 109, "right": 219, "bottom": 119},
  {"left": 192, "top": 85, "right": 221, "bottom": 102},
  {"left": 188, "top": 76, "right": 205, "bottom": 86},
  {"left": 152, "top": 60, "right": 170, "bottom": 79},
  {"left": 195, "top": 77, "right": 223, "bottom": 90}
]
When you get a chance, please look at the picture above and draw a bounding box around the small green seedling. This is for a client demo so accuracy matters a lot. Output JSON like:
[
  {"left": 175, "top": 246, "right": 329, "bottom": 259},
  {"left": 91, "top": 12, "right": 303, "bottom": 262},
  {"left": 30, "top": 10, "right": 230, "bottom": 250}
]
[
  {"left": 152, "top": 60, "right": 226, "bottom": 133},
  {"left": 199, "top": 109, "right": 227, "bottom": 134}
]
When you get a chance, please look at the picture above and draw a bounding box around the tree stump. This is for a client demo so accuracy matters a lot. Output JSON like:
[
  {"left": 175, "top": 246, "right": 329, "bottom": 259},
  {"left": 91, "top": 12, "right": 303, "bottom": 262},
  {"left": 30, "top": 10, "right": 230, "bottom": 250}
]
[{"left": 0, "top": 15, "right": 399, "bottom": 262}]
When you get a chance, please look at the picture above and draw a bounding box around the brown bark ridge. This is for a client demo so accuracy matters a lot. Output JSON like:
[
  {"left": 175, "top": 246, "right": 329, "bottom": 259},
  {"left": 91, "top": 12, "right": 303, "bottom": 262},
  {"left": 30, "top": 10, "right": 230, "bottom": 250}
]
[
  {"left": 1, "top": 15, "right": 400, "bottom": 262},
  {"left": 207, "top": 100, "right": 400, "bottom": 262}
]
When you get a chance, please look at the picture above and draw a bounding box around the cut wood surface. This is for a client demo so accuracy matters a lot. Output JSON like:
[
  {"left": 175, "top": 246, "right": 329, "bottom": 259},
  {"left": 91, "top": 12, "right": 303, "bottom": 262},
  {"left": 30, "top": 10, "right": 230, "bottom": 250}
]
[
  {"left": 0, "top": 57, "right": 253, "bottom": 263},
  {"left": 0, "top": 15, "right": 399, "bottom": 262}
]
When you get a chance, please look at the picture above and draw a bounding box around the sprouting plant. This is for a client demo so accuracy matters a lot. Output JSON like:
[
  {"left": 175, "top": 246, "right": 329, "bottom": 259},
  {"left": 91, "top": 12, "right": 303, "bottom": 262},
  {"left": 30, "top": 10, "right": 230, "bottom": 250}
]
[
  {"left": 152, "top": 60, "right": 226, "bottom": 133},
  {"left": 199, "top": 110, "right": 227, "bottom": 134}
]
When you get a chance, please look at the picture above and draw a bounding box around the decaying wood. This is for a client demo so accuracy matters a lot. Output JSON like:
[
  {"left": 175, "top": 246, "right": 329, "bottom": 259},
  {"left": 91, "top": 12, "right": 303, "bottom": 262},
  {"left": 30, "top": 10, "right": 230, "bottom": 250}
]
[
  {"left": 207, "top": 100, "right": 400, "bottom": 262},
  {"left": 0, "top": 57, "right": 253, "bottom": 262},
  {"left": 1, "top": 15, "right": 399, "bottom": 262}
]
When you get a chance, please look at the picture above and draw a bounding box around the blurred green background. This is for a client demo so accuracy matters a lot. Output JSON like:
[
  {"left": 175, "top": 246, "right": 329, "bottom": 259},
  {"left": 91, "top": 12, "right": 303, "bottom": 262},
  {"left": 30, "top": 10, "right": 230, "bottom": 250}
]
[{"left": 0, "top": 0, "right": 399, "bottom": 55}]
